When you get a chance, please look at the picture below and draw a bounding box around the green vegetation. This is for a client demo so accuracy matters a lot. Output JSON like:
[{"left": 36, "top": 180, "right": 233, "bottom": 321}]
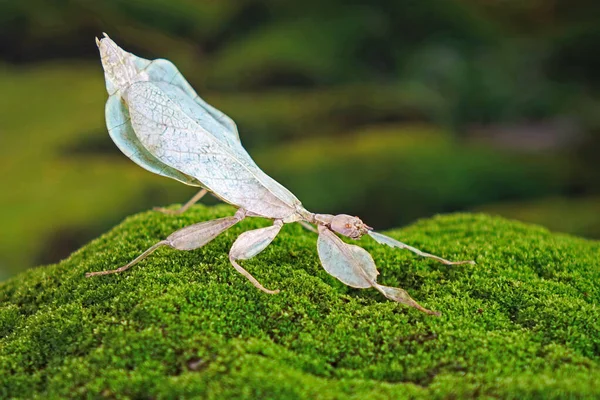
[{"left": 1, "top": 206, "right": 599, "bottom": 398}]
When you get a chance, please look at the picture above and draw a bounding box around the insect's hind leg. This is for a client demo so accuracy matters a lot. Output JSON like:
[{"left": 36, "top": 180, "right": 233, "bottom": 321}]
[
  {"left": 154, "top": 188, "right": 208, "bottom": 215},
  {"left": 86, "top": 208, "right": 246, "bottom": 277},
  {"left": 86, "top": 240, "right": 169, "bottom": 277},
  {"left": 229, "top": 220, "right": 284, "bottom": 294}
]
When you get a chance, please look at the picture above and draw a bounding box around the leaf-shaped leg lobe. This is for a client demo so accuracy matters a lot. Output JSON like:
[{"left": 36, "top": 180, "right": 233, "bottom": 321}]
[
  {"left": 317, "top": 226, "right": 439, "bottom": 315},
  {"left": 376, "top": 285, "right": 441, "bottom": 316},
  {"left": 368, "top": 231, "right": 475, "bottom": 266},
  {"left": 229, "top": 220, "right": 283, "bottom": 294},
  {"left": 86, "top": 209, "right": 246, "bottom": 277},
  {"left": 166, "top": 208, "right": 245, "bottom": 250},
  {"left": 317, "top": 226, "right": 375, "bottom": 288}
]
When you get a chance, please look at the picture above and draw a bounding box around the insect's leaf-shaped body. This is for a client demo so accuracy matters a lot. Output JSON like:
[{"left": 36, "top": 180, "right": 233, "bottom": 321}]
[
  {"left": 131, "top": 64, "right": 303, "bottom": 216},
  {"left": 105, "top": 95, "right": 203, "bottom": 186},
  {"left": 99, "top": 35, "right": 304, "bottom": 220},
  {"left": 98, "top": 34, "right": 235, "bottom": 138},
  {"left": 125, "top": 81, "right": 301, "bottom": 219},
  {"left": 100, "top": 38, "right": 205, "bottom": 187}
]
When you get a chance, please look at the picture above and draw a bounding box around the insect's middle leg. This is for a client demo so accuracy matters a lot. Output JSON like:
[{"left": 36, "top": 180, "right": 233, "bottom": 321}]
[
  {"left": 229, "top": 220, "right": 284, "bottom": 294},
  {"left": 154, "top": 188, "right": 208, "bottom": 215}
]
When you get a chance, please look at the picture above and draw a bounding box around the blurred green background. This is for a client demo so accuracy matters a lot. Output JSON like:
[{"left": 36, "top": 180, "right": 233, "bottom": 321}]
[{"left": 1, "top": 0, "right": 599, "bottom": 280}]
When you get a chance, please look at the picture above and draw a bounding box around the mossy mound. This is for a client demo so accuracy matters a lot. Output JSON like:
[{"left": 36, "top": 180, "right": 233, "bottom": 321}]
[{"left": 1, "top": 205, "right": 599, "bottom": 398}]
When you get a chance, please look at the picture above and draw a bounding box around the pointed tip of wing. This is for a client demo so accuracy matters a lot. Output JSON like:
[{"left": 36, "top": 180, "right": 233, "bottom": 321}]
[{"left": 96, "top": 33, "right": 114, "bottom": 49}]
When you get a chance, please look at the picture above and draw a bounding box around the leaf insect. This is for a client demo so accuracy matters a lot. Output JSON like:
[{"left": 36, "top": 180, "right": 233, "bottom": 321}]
[{"left": 88, "top": 34, "right": 474, "bottom": 315}]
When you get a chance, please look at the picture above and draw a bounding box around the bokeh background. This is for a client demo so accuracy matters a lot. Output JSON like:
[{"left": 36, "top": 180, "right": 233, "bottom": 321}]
[{"left": 1, "top": 0, "right": 599, "bottom": 280}]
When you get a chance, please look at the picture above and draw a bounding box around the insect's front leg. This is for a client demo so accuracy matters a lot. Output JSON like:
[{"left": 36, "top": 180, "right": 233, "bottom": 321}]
[
  {"left": 317, "top": 225, "right": 440, "bottom": 315},
  {"left": 86, "top": 208, "right": 246, "bottom": 277},
  {"left": 154, "top": 188, "right": 208, "bottom": 215},
  {"left": 228, "top": 220, "right": 284, "bottom": 294},
  {"left": 368, "top": 231, "right": 475, "bottom": 265}
]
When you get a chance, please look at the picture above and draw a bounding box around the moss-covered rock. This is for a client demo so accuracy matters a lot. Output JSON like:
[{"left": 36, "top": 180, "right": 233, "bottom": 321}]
[{"left": 1, "top": 205, "right": 599, "bottom": 399}]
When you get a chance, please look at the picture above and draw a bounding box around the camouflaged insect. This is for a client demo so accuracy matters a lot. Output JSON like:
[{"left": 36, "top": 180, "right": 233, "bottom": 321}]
[{"left": 88, "top": 33, "right": 474, "bottom": 315}]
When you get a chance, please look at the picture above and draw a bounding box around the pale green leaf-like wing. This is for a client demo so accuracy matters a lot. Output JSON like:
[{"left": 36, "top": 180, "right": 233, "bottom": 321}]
[
  {"left": 151, "top": 81, "right": 243, "bottom": 155},
  {"left": 133, "top": 57, "right": 240, "bottom": 142},
  {"left": 125, "top": 81, "right": 300, "bottom": 219},
  {"left": 105, "top": 94, "right": 202, "bottom": 186},
  {"left": 131, "top": 57, "right": 298, "bottom": 203}
]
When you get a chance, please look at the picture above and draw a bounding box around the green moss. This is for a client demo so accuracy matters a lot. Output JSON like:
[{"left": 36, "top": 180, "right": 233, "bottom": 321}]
[{"left": 1, "top": 205, "right": 599, "bottom": 398}]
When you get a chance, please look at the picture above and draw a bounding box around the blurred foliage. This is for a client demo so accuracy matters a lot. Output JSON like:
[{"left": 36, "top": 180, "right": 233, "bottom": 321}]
[
  {"left": 258, "top": 125, "right": 571, "bottom": 228},
  {"left": 475, "top": 196, "right": 600, "bottom": 239},
  {"left": 0, "top": 0, "right": 599, "bottom": 277},
  {"left": 0, "top": 63, "right": 195, "bottom": 279}
]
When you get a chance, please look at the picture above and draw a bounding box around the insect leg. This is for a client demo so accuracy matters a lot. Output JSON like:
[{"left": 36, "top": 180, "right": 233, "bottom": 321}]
[
  {"left": 368, "top": 231, "right": 475, "bottom": 265},
  {"left": 154, "top": 188, "right": 208, "bottom": 215},
  {"left": 228, "top": 220, "right": 284, "bottom": 294},
  {"left": 317, "top": 226, "right": 439, "bottom": 315},
  {"left": 299, "top": 221, "right": 318, "bottom": 233},
  {"left": 85, "top": 240, "right": 169, "bottom": 277},
  {"left": 86, "top": 208, "right": 246, "bottom": 277}
]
